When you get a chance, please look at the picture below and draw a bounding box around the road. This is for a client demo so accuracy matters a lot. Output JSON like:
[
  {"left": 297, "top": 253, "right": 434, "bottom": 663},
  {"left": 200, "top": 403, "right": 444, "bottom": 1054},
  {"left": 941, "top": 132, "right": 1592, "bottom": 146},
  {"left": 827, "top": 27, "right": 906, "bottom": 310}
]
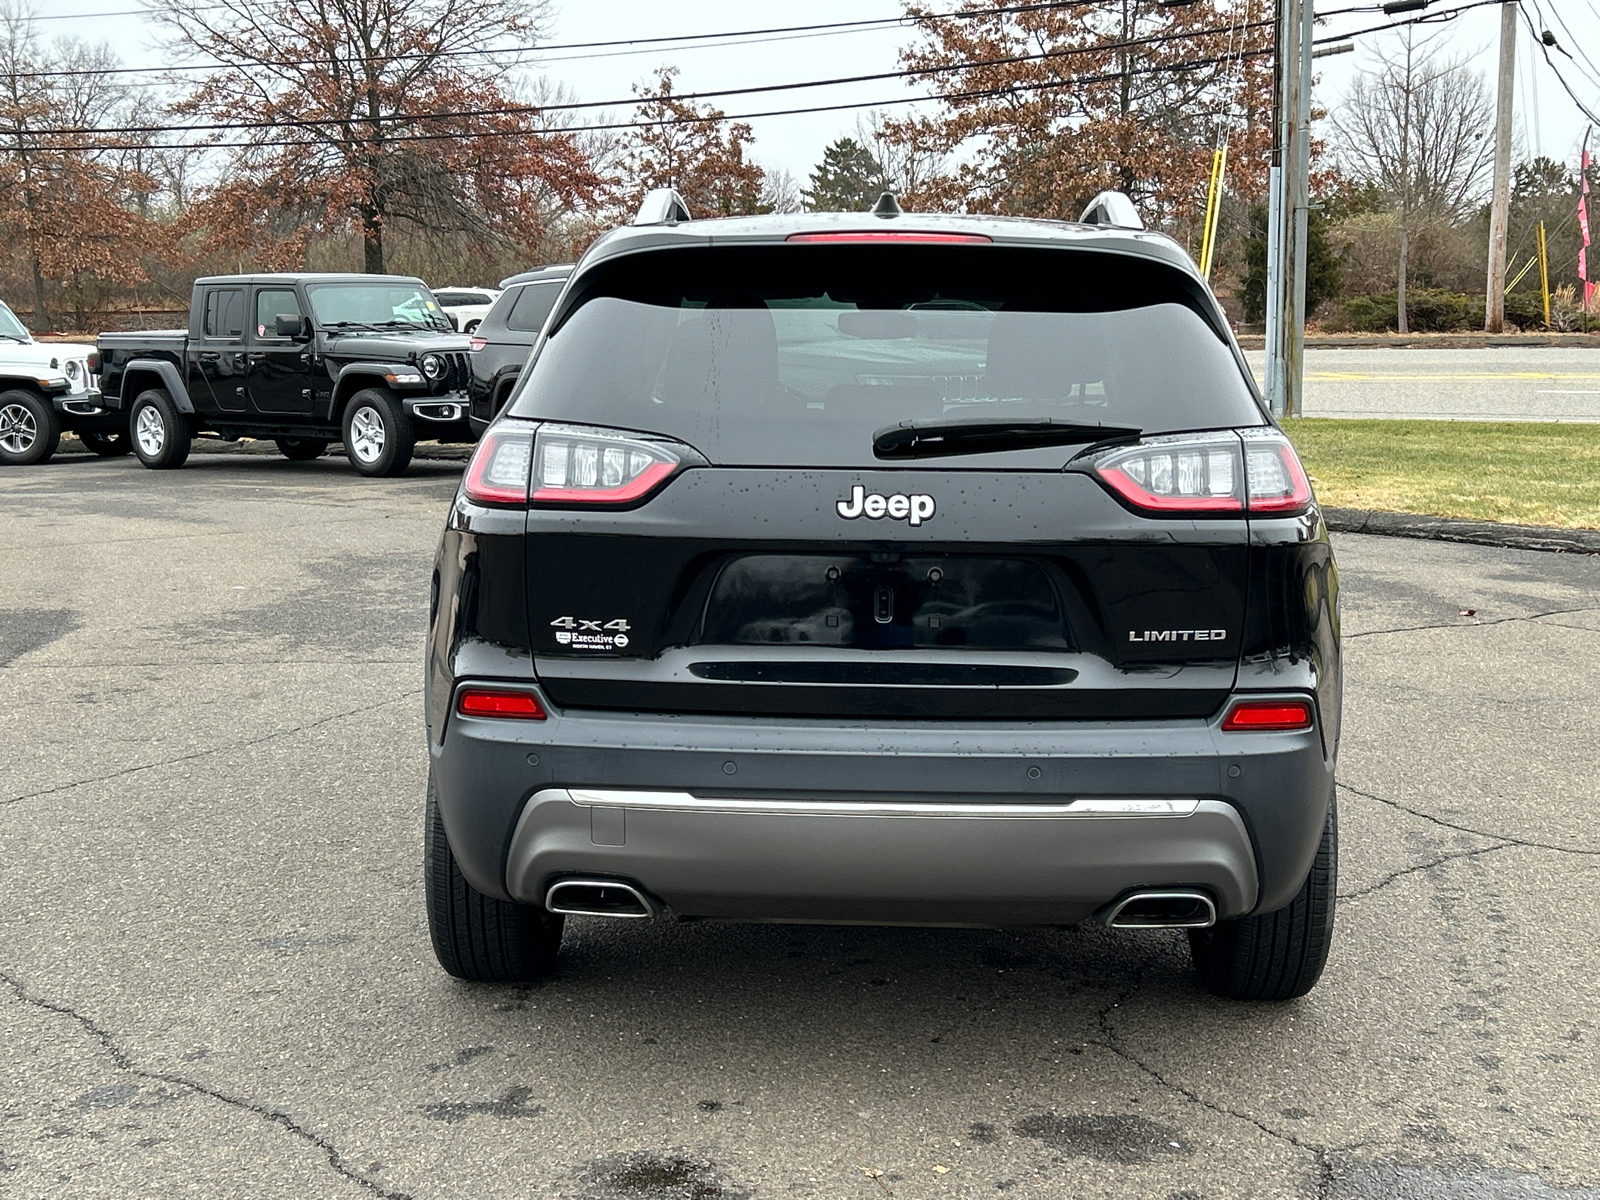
[
  {"left": 2, "top": 455, "right": 1598, "bottom": 1200},
  {"left": 1243, "top": 347, "right": 1600, "bottom": 421}
]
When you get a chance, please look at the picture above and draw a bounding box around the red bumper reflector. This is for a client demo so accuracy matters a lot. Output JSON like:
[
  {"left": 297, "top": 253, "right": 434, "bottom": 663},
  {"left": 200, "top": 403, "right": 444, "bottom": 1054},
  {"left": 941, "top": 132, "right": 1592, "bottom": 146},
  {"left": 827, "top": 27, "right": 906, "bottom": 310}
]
[
  {"left": 457, "top": 689, "right": 547, "bottom": 720},
  {"left": 1221, "top": 700, "right": 1313, "bottom": 732}
]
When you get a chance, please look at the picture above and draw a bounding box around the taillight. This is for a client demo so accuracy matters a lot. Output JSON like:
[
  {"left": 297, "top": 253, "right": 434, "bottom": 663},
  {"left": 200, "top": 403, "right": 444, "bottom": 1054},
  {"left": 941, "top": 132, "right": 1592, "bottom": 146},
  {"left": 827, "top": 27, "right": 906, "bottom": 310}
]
[
  {"left": 1086, "top": 430, "right": 1313, "bottom": 517},
  {"left": 1089, "top": 434, "right": 1244, "bottom": 513},
  {"left": 463, "top": 426, "right": 534, "bottom": 506},
  {"left": 87, "top": 350, "right": 102, "bottom": 374},
  {"left": 1221, "top": 699, "right": 1313, "bottom": 731},
  {"left": 1241, "top": 429, "right": 1313, "bottom": 513},
  {"left": 457, "top": 688, "right": 547, "bottom": 719},
  {"left": 532, "top": 423, "right": 681, "bottom": 506},
  {"left": 469, "top": 336, "right": 488, "bottom": 352}
]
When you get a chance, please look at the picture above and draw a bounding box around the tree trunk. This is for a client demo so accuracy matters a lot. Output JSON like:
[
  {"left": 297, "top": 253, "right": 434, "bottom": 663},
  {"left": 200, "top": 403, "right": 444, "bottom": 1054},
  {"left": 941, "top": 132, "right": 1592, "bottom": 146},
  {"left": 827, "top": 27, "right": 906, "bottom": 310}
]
[
  {"left": 29, "top": 250, "right": 50, "bottom": 333},
  {"left": 1396, "top": 224, "right": 1409, "bottom": 335},
  {"left": 362, "top": 205, "right": 384, "bottom": 273}
]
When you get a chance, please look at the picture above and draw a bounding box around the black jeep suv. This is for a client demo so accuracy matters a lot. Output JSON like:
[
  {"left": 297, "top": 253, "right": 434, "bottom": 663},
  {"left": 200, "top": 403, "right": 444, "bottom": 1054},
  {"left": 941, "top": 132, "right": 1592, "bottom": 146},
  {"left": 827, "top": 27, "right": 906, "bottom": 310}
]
[
  {"left": 99, "top": 274, "right": 476, "bottom": 475},
  {"left": 425, "top": 193, "right": 1341, "bottom": 1001}
]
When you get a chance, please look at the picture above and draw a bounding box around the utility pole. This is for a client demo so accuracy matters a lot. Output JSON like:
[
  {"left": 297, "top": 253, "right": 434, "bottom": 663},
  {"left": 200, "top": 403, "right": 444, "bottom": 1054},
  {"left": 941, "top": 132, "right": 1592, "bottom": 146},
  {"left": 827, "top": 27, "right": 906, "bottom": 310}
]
[
  {"left": 1484, "top": 0, "right": 1517, "bottom": 332},
  {"left": 1266, "top": 0, "right": 1312, "bottom": 417}
]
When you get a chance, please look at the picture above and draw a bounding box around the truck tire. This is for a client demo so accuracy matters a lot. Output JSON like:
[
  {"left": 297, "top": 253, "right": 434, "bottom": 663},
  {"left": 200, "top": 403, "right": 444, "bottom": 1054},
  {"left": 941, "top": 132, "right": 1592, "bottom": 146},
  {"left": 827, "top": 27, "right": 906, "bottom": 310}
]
[
  {"left": 1189, "top": 789, "right": 1337, "bottom": 1002},
  {"left": 342, "top": 388, "right": 414, "bottom": 477},
  {"left": 275, "top": 437, "right": 328, "bottom": 461},
  {"left": 0, "top": 389, "right": 60, "bottom": 466},
  {"left": 130, "top": 390, "right": 191, "bottom": 470},
  {"left": 79, "top": 429, "right": 132, "bottom": 457},
  {"left": 425, "top": 772, "right": 564, "bottom": 983}
]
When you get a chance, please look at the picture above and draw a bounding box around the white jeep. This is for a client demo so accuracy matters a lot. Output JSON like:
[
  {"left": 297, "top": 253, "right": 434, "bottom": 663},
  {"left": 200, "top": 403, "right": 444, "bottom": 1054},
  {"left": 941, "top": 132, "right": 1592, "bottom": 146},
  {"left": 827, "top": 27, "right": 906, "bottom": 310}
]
[{"left": 0, "top": 299, "right": 124, "bottom": 466}]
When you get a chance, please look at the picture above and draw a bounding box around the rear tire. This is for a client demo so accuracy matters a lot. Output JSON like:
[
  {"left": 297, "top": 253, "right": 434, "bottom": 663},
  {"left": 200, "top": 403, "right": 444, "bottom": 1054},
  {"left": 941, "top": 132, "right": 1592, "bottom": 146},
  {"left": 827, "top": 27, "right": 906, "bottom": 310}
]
[
  {"left": 425, "top": 772, "right": 563, "bottom": 983},
  {"left": 1189, "top": 789, "right": 1337, "bottom": 1001},
  {"left": 0, "top": 390, "right": 60, "bottom": 466},
  {"left": 341, "top": 388, "right": 414, "bottom": 477},
  {"left": 275, "top": 437, "right": 328, "bottom": 461},
  {"left": 79, "top": 429, "right": 132, "bottom": 457},
  {"left": 130, "top": 390, "right": 191, "bottom": 470}
]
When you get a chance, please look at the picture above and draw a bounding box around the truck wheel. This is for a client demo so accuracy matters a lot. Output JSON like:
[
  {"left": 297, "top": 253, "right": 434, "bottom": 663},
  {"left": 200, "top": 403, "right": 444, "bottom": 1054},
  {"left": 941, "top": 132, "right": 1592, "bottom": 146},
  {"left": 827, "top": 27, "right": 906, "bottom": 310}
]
[
  {"left": 1189, "top": 789, "right": 1337, "bottom": 1002},
  {"left": 0, "top": 390, "right": 60, "bottom": 466},
  {"left": 342, "top": 389, "right": 414, "bottom": 477},
  {"left": 79, "top": 429, "right": 132, "bottom": 457},
  {"left": 130, "top": 390, "right": 191, "bottom": 470},
  {"left": 425, "top": 772, "right": 563, "bottom": 983},
  {"left": 275, "top": 437, "right": 328, "bottom": 461}
]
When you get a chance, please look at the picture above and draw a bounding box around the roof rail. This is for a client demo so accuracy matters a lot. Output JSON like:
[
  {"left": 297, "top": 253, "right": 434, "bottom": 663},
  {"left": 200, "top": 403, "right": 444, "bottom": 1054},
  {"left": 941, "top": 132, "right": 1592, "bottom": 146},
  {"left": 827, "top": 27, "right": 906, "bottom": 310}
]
[
  {"left": 633, "top": 188, "right": 691, "bottom": 227},
  {"left": 1078, "top": 191, "right": 1145, "bottom": 230}
]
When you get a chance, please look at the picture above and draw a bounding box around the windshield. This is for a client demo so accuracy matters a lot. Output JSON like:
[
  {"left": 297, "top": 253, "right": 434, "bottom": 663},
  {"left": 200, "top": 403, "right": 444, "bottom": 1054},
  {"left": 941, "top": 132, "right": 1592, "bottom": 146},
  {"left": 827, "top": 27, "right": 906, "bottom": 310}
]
[
  {"left": 305, "top": 282, "right": 450, "bottom": 331},
  {"left": 510, "top": 245, "right": 1265, "bottom": 469},
  {"left": 0, "top": 301, "right": 31, "bottom": 341}
]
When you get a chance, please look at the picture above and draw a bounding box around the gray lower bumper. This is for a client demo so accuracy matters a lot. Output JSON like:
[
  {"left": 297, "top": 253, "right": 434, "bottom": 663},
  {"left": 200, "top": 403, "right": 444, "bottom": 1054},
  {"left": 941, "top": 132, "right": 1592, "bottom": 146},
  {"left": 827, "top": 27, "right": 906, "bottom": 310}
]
[
  {"left": 430, "top": 694, "right": 1334, "bottom": 922},
  {"left": 506, "top": 788, "right": 1257, "bottom": 926}
]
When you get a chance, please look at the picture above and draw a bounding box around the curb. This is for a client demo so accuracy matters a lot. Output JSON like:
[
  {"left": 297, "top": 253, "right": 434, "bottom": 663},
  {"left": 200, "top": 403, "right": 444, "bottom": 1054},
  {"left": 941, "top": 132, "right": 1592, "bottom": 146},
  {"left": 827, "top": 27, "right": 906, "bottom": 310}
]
[
  {"left": 1325, "top": 507, "right": 1600, "bottom": 554},
  {"left": 1235, "top": 333, "right": 1600, "bottom": 350}
]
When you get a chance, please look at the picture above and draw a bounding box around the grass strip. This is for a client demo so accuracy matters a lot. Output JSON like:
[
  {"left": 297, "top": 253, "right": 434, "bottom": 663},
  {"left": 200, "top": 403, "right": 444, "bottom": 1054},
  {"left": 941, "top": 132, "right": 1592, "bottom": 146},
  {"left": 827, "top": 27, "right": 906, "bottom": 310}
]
[{"left": 1281, "top": 419, "right": 1600, "bottom": 531}]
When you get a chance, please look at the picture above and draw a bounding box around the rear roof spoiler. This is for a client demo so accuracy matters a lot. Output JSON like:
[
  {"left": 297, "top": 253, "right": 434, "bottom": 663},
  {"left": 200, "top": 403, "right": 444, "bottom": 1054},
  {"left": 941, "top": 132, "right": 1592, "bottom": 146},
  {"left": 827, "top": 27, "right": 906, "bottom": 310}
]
[{"left": 1078, "top": 191, "right": 1145, "bottom": 230}]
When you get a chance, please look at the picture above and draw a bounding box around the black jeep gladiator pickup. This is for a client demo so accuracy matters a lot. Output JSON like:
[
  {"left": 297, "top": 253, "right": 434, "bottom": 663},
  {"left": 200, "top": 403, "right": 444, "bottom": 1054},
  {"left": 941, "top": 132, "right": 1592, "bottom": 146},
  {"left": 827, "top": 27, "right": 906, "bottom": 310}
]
[{"left": 98, "top": 273, "right": 477, "bottom": 475}]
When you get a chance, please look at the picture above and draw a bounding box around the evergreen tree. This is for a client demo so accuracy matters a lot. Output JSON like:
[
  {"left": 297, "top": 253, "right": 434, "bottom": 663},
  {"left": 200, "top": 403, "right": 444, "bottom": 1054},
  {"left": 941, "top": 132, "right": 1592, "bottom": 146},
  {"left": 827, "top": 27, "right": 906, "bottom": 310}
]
[
  {"left": 1243, "top": 204, "right": 1342, "bottom": 324},
  {"left": 802, "top": 138, "right": 885, "bottom": 212}
]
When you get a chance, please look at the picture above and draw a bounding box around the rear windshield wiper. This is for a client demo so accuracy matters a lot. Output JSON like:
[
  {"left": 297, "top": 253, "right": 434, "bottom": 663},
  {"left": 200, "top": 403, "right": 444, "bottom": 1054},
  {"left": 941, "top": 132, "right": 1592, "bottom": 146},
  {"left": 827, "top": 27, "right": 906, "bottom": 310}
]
[{"left": 873, "top": 416, "right": 1142, "bottom": 460}]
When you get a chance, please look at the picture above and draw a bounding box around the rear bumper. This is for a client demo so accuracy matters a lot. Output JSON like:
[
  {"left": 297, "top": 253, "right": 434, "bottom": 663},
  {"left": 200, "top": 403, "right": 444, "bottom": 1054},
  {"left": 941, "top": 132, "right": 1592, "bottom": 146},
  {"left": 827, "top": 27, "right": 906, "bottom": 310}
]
[{"left": 430, "top": 692, "right": 1334, "bottom": 923}]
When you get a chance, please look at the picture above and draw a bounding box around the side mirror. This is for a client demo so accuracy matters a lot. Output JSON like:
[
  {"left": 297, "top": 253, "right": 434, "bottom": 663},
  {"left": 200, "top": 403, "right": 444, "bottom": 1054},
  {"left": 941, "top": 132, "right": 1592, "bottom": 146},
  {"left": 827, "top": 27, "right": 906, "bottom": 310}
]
[{"left": 274, "top": 314, "right": 312, "bottom": 340}]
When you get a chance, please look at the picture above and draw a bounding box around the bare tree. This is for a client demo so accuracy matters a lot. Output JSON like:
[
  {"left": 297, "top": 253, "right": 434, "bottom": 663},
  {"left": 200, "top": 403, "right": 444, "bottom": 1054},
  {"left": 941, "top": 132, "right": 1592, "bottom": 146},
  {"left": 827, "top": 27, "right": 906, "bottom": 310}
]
[
  {"left": 857, "top": 110, "right": 945, "bottom": 201},
  {"left": 1331, "top": 31, "right": 1494, "bottom": 332}
]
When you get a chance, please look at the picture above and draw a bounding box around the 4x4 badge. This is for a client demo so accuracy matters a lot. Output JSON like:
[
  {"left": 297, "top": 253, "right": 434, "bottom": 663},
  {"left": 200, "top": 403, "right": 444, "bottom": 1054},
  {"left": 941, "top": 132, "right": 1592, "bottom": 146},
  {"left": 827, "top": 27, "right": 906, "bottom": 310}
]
[{"left": 836, "top": 485, "right": 936, "bottom": 527}]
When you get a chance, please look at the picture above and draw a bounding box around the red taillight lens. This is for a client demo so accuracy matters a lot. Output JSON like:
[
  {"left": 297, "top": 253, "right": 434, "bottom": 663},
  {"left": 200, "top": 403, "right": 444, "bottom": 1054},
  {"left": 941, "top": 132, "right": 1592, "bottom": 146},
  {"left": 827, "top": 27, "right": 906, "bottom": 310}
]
[
  {"left": 456, "top": 688, "right": 547, "bottom": 719},
  {"left": 468, "top": 336, "right": 488, "bottom": 352},
  {"left": 1221, "top": 699, "right": 1313, "bottom": 732},
  {"left": 1090, "top": 435, "right": 1245, "bottom": 513},
  {"left": 1242, "top": 430, "right": 1314, "bottom": 514},
  {"left": 463, "top": 427, "right": 534, "bottom": 506},
  {"left": 87, "top": 350, "right": 102, "bottom": 374},
  {"left": 532, "top": 423, "right": 682, "bottom": 506},
  {"left": 785, "top": 231, "right": 993, "bottom": 244}
]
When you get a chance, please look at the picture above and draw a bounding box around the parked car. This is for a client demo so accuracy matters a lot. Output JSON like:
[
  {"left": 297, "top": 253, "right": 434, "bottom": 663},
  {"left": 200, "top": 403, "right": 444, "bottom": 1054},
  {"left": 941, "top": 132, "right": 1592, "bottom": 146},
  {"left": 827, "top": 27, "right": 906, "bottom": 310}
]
[
  {"left": 0, "top": 299, "right": 127, "bottom": 466},
  {"left": 466, "top": 265, "right": 572, "bottom": 435},
  {"left": 432, "top": 286, "right": 501, "bottom": 334},
  {"left": 423, "top": 190, "right": 1341, "bottom": 1001},
  {"left": 98, "top": 274, "right": 477, "bottom": 475}
]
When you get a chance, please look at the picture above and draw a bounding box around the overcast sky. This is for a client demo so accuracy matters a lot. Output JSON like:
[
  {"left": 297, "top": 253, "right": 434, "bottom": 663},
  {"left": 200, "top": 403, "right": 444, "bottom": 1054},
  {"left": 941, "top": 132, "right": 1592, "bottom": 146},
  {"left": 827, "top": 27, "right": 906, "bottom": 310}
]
[{"left": 34, "top": 0, "right": 1600, "bottom": 188}]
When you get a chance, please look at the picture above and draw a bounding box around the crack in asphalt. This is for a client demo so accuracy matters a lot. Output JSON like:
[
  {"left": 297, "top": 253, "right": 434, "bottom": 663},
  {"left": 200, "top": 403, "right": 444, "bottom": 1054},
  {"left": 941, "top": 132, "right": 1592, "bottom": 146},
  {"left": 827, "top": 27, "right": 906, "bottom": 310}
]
[
  {"left": 1337, "top": 841, "right": 1519, "bottom": 901},
  {"left": 1338, "top": 781, "right": 1600, "bottom": 857},
  {"left": 0, "top": 968, "right": 410, "bottom": 1199},
  {"left": 1344, "top": 605, "right": 1600, "bottom": 640},
  {"left": 1087, "top": 961, "right": 1370, "bottom": 1194},
  {"left": 0, "top": 690, "right": 422, "bottom": 808}
]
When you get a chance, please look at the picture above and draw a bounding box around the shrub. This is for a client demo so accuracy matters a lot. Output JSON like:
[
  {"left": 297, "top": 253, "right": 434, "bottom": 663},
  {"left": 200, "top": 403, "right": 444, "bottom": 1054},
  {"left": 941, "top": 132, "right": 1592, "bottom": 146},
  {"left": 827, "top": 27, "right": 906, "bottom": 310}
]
[{"left": 1328, "top": 288, "right": 1482, "bottom": 333}]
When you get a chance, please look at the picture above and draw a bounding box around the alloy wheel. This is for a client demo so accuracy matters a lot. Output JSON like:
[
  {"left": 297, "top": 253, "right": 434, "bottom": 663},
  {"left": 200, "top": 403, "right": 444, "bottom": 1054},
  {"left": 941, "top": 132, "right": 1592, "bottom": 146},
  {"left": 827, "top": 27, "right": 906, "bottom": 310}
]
[
  {"left": 349, "top": 406, "right": 385, "bottom": 464},
  {"left": 135, "top": 405, "right": 166, "bottom": 456},
  {"left": 0, "top": 403, "right": 36, "bottom": 454}
]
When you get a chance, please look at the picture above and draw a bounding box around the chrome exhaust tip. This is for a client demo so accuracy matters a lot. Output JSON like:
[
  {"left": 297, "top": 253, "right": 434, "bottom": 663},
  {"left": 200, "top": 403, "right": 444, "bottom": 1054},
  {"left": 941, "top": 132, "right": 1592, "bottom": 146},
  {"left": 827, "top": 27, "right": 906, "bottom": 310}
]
[
  {"left": 1103, "top": 890, "right": 1217, "bottom": 929},
  {"left": 544, "top": 878, "right": 657, "bottom": 919}
]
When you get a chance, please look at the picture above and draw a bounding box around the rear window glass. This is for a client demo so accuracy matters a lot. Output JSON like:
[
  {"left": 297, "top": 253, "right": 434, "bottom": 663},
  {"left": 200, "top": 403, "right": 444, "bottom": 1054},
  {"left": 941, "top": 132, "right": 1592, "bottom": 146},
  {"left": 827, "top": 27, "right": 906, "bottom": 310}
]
[{"left": 510, "top": 246, "right": 1263, "bottom": 468}]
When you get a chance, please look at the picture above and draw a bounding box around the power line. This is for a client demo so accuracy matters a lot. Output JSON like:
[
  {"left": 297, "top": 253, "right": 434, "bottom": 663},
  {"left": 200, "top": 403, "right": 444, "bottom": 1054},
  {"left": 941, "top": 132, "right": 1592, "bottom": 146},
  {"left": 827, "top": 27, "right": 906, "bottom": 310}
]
[
  {"left": 1518, "top": 3, "right": 1600, "bottom": 125},
  {"left": 13, "top": 17, "right": 1277, "bottom": 138}
]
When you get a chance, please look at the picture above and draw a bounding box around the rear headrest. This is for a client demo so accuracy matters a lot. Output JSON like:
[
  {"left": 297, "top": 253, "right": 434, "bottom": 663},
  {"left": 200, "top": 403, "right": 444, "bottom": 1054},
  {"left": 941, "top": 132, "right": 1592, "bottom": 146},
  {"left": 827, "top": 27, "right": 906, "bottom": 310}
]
[
  {"left": 984, "top": 311, "right": 1107, "bottom": 400},
  {"left": 655, "top": 306, "right": 779, "bottom": 408}
]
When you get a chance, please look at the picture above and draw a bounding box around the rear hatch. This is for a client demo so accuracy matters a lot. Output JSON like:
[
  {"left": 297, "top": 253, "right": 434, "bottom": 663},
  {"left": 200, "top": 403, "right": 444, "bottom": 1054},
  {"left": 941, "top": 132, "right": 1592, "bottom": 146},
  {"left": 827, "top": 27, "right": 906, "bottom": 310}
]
[{"left": 499, "top": 240, "right": 1276, "bottom": 720}]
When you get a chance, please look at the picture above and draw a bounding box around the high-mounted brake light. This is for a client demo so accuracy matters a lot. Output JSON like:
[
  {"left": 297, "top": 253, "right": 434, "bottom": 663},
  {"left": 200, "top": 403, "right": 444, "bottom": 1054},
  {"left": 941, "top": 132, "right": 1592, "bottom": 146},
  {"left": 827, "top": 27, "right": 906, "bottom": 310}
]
[
  {"left": 1086, "top": 430, "right": 1314, "bottom": 517},
  {"left": 785, "top": 231, "right": 993, "bottom": 245},
  {"left": 1221, "top": 699, "right": 1314, "bottom": 732},
  {"left": 463, "top": 426, "right": 534, "bottom": 506},
  {"left": 457, "top": 688, "right": 547, "bottom": 719},
  {"left": 532, "top": 423, "right": 682, "bottom": 505}
]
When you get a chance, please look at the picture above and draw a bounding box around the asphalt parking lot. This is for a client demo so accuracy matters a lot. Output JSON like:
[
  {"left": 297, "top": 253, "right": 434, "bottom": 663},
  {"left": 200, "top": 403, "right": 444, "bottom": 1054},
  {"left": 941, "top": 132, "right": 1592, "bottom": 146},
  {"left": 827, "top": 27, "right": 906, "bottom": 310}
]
[{"left": 2, "top": 453, "right": 1598, "bottom": 1200}]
